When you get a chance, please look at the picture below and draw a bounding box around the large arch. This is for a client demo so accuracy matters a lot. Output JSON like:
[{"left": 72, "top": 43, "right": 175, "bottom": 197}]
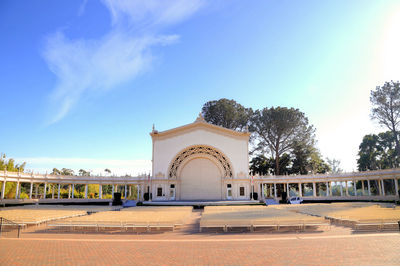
[
  {"left": 168, "top": 145, "right": 233, "bottom": 179},
  {"left": 179, "top": 157, "right": 222, "bottom": 200}
]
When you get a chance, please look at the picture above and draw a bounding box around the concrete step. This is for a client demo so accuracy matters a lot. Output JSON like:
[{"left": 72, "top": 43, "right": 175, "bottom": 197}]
[{"left": 179, "top": 209, "right": 203, "bottom": 233}]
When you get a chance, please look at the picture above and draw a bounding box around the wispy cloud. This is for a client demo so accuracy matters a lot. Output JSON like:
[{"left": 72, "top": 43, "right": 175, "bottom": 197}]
[{"left": 43, "top": 0, "right": 204, "bottom": 124}]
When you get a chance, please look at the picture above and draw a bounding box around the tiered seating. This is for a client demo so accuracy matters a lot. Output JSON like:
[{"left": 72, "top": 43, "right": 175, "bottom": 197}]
[
  {"left": 49, "top": 206, "right": 193, "bottom": 232},
  {"left": 325, "top": 205, "right": 400, "bottom": 231},
  {"left": 10, "top": 205, "right": 121, "bottom": 212},
  {"left": 0, "top": 209, "right": 87, "bottom": 225},
  {"left": 200, "top": 205, "right": 327, "bottom": 232},
  {"left": 291, "top": 203, "right": 400, "bottom": 231}
]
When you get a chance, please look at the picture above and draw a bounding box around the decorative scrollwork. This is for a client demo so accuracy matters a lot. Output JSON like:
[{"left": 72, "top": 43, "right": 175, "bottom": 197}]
[{"left": 169, "top": 145, "right": 233, "bottom": 178}]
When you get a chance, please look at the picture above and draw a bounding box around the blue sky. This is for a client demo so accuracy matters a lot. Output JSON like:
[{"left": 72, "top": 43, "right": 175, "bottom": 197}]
[{"left": 1, "top": 0, "right": 400, "bottom": 175}]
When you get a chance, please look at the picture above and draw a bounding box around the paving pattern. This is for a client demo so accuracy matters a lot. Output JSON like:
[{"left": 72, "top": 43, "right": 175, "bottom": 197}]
[
  {"left": 1, "top": 207, "right": 400, "bottom": 265},
  {"left": 1, "top": 233, "right": 400, "bottom": 265}
]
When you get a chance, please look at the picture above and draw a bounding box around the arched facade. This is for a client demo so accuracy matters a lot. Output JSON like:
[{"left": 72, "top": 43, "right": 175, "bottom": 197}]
[
  {"left": 150, "top": 114, "right": 251, "bottom": 201},
  {"left": 168, "top": 145, "right": 233, "bottom": 179}
]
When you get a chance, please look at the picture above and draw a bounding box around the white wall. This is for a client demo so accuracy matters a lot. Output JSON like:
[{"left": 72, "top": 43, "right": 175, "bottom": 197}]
[{"left": 153, "top": 128, "right": 248, "bottom": 178}]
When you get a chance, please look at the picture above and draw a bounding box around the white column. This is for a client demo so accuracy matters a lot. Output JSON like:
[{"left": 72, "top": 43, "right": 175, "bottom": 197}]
[
  {"left": 84, "top": 184, "right": 88, "bottom": 199},
  {"left": 395, "top": 179, "right": 399, "bottom": 197},
  {"left": 71, "top": 184, "right": 74, "bottom": 198},
  {"left": 68, "top": 185, "right": 71, "bottom": 199},
  {"left": 99, "top": 185, "right": 102, "bottom": 199},
  {"left": 361, "top": 181, "right": 365, "bottom": 196},
  {"left": 329, "top": 182, "right": 332, "bottom": 196},
  {"left": 52, "top": 185, "right": 55, "bottom": 199},
  {"left": 367, "top": 180, "right": 371, "bottom": 196},
  {"left": 353, "top": 180, "right": 357, "bottom": 196},
  {"left": 261, "top": 184, "right": 265, "bottom": 198},
  {"left": 286, "top": 183, "right": 289, "bottom": 196},
  {"left": 345, "top": 181, "right": 349, "bottom": 196},
  {"left": 326, "top": 182, "right": 329, "bottom": 196},
  {"left": 298, "top": 183, "right": 302, "bottom": 197},
  {"left": 137, "top": 185, "right": 140, "bottom": 201},
  {"left": 381, "top": 180, "right": 385, "bottom": 196},
  {"left": 29, "top": 182, "right": 33, "bottom": 199},
  {"left": 129, "top": 185, "right": 132, "bottom": 197},
  {"left": 35, "top": 184, "right": 38, "bottom": 198},
  {"left": 124, "top": 184, "right": 127, "bottom": 199},
  {"left": 15, "top": 182, "right": 20, "bottom": 199},
  {"left": 112, "top": 185, "right": 115, "bottom": 199},
  {"left": 1, "top": 180, "right": 6, "bottom": 199},
  {"left": 274, "top": 183, "right": 277, "bottom": 198},
  {"left": 43, "top": 183, "right": 47, "bottom": 199},
  {"left": 340, "top": 182, "right": 343, "bottom": 196},
  {"left": 313, "top": 182, "right": 316, "bottom": 197},
  {"left": 58, "top": 184, "right": 61, "bottom": 199}
]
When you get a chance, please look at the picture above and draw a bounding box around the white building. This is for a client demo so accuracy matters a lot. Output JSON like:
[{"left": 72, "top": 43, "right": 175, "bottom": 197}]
[
  {"left": 1, "top": 114, "right": 399, "bottom": 203},
  {"left": 149, "top": 114, "right": 251, "bottom": 201}
]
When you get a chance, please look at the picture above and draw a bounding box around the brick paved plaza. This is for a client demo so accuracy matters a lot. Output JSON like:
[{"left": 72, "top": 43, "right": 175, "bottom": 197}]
[{"left": 1, "top": 231, "right": 400, "bottom": 265}]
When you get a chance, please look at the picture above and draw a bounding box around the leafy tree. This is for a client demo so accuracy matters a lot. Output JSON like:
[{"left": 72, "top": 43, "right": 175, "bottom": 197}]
[
  {"left": 61, "top": 168, "right": 74, "bottom": 176},
  {"left": 326, "top": 158, "right": 343, "bottom": 174},
  {"left": 0, "top": 154, "right": 26, "bottom": 198},
  {"left": 79, "top": 169, "right": 90, "bottom": 176},
  {"left": 290, "top": 140, "right": 315, "bottom": 175},
  {"left": 370, "top": 81, "right": 400, "bottom": 156},
  {"left": 251, "top": 107, "right": 315, "bottom": 175},
  {"left": 357, "top": 131, "right": 399, "bottom": 171},
  {"left": 202, "top": 98, "right": 253, "bottom": 131},
  {"left": 308, "top": 151, "right": 330, "bottom": 174},
  {"left": 249, "top": 153, "right": 292, "bottom": 175},
  {"left": 51, "top": 168, "right": 61, "bottom": 175},
  {"left": 249, "top": 155, "right": 270, "bottom": 175},
  {"left": 0, "top": 154, "right": 26, "bottom": 172}
]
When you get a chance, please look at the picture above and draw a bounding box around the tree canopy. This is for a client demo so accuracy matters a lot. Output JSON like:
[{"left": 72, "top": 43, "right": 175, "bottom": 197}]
[
  {"left": 0, "top": 154, "right": 26, "bottom": 172},
  {"left": 201, "top": 98, "right": 252, "bottom": 131},
  {"left": 251, "top": 107, "right": 316, "bottom": 175},
  {"left": 357, "top": 131, "right": 399, "bottom": 171},
  {"left": 0, "top": 154, "right": 27, "bottom": 198},
  {"left": 51, "top": 168, "right": 74, "bottom": 176},
  {"left": 370, "top": 81, "right": 400, "bottom": 156},
  {"left": 202, "top": 99, "right": 330, "bottom": 176}
]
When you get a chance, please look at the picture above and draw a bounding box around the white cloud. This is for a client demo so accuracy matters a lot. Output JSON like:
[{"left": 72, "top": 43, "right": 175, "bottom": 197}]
[
  {"left": 43, "top": 0, "right": 204, "bottom": 124},
  {"left": 17, "top": 157, "right": 151, "bottom": 176},
  {"left": 102, "top": 0, "right": 204, "bottom": 28}
]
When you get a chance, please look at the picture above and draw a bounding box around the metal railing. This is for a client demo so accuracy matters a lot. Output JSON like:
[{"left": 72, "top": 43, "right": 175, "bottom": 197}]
[{"left": 0, "top": 217, "right": 23, "bottom": 238}]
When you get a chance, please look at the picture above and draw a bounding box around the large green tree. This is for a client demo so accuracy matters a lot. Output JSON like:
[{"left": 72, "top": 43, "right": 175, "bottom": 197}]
[
  {"left": 370, "top": 81, "right": 400, "bottom": 156},
  {"left": 201, "top": 98, "right": 253, "bottom": 131},
  {"left": 251, "top": 107, "right": 315, "bottom": 175},
  {"left": 0, "top": 154, "right": 26, "bottom": 198},
  {"left": 357, "top": 131, "right": 399, "bottom": 171},
  {"left": 0, "top": 154, "right": 26, "bottom": 172}
]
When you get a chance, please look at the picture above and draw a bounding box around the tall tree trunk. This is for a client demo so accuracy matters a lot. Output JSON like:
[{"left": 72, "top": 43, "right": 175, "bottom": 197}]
[
  {"left": 275, "top": 150, "right": 280, "bottom": 175},
  {"left": 390, "top": 99, "right": 400, "bottom": 160},
  {"left": 391, "top": 120, "right": 400, "bottom": 160}
]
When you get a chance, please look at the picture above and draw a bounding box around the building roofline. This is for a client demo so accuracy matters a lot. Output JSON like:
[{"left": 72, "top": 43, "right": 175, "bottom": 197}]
[{"left": 150, "top": 115, "right": 251, "bottom": 139}]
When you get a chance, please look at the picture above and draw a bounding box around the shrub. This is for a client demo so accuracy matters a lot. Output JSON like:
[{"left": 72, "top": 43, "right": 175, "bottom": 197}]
[{"left": 19, "top": 192, "right": 29, "bottom": 199}]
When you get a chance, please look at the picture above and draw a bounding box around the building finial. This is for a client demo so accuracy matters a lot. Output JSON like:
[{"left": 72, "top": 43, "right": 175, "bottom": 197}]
[
  {"left": 152, "top": 124, "right": 158, "bottom": 134},
  {"left": 195, "top": 112, "right": 206, "bottom": 123}
]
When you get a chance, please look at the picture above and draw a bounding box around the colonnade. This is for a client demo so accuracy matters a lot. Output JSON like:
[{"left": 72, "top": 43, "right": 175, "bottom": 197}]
[
  {"left": 257, "top": 176, "right": 400, "bottom": 200},
  {"left": 1, "top": 168, "right": 400, "bottom": 202},
  {"left": 0, "top": 170, "right": 147, "bottom": 201},
  {"left": 0, "top": 181, "right": 145, "bottom": 201}
]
